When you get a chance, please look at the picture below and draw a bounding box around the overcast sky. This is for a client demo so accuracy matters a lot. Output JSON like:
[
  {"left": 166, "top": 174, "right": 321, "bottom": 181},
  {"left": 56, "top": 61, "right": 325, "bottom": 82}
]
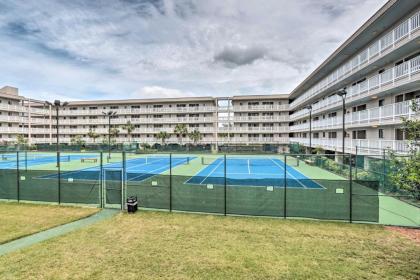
[{"left": 0, "top": 0, "right": 387, "bottom": 101}]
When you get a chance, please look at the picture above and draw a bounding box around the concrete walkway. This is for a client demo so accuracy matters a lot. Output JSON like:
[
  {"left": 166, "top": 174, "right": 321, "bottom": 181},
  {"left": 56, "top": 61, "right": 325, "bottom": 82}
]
[{"left": 0, "top": 209, "right": 118, "bottom": 256}]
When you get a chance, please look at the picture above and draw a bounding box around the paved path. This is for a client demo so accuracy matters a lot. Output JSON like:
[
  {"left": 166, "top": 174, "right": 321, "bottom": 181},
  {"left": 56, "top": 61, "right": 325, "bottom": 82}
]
[{"left": 0, "top": 209, "right": 118, "bottom": 256}]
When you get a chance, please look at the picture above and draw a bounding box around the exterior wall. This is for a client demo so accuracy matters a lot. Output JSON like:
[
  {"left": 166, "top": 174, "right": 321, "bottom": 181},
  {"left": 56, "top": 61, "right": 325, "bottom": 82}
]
[{"left": 0, "top": 87, "right": 23, "bottom": 144}]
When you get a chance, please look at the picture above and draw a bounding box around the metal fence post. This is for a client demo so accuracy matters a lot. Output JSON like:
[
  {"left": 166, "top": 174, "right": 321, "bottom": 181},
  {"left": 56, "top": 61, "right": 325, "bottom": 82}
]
[
  {"left": 169, "top": 153, "right": 172, "bottom": 212},
  {"left": 16, "top": 151, "right": 20, "bottom": 202},
  {"left": 355, "top": 146, "right": 358, "bottom": 180},
  {"left": 25, "top": 151, "right": 28, "bottom": 172},
  {"left": 58, "top": 151, "right": 61, "bottom": 204},
  {"left": 122, "top": 151, "right": 126, "bottom": 211},
  {"left": 349, "top": 153, "right": 353, "bottom": 223},
  {"left": 100, "top": 152, "right": 103, "bottom": 208},
  {"left": 382, "top": 149, "right": 386, "bottom": 191},
  {"left": 284, "top": 154, "right": 287, "bottom": 219},
  {"left": 224, "top": 154, "right": 227, "bottom": 216}
]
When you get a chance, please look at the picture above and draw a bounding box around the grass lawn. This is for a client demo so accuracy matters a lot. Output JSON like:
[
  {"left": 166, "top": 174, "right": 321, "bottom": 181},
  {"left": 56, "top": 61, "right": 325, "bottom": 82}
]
[
  {"left": 0, "top": 211, "right": 418, "bottom": 279},
  {"left": 0, "top": 202, "right": 99, "bottom": 244}
]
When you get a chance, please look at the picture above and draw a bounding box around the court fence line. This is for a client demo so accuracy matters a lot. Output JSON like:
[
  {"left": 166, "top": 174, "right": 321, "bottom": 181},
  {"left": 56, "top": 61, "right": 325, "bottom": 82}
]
[{"left": 0, "top": 151, "right": 418, "bottom": 227}]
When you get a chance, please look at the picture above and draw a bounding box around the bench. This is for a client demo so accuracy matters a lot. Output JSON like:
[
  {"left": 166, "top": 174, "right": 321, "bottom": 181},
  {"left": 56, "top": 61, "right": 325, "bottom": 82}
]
[{"left": 81, "top": 158, "right": 98, "bottom": 163}]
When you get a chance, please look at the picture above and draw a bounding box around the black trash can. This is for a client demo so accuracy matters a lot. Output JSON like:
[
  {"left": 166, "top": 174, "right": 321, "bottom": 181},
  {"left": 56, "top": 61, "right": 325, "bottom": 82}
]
[{"left": 127, "top": 196, "right": 138, "bottom": 213}]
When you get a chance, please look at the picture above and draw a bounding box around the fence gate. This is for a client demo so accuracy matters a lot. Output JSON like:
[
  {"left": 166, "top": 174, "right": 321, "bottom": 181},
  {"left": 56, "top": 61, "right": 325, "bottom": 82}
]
[{"left": 102, "top": 169, "right": 124, "bottom": 209}]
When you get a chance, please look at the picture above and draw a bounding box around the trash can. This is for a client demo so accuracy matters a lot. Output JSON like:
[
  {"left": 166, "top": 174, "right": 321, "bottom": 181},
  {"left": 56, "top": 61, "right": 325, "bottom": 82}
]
[{"left": 127, "top": 196, "right": 138, "bottom": 213}]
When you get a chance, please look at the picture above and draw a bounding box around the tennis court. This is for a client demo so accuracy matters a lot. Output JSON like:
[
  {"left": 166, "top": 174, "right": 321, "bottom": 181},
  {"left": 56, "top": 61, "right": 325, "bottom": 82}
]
[
  {"left": 42, "top": 155, "right": 193, "bottom": 182},
  {"left": 186, "top": 157, "right": 323, "bottom": 189},
  {"left": 0, "top": 153, "right": 96, "bottom": 169}
]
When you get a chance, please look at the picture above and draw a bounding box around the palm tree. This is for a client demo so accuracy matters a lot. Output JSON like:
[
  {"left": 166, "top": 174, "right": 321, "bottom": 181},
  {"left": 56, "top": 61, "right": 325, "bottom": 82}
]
[
  {"left": 156, "top": 131, "right": 170, "bottom": 146},
  {"left": 87, "top": 128, "right": 100, "bottom": 144},
  {"left": 188, "top": 130, "right": 202, "bottom": 146},
  {"left": 173, "top": 124, "right": 188, "bottom": 145},
  {"left": 16, "top": 134, "right": 28, "bottom": 150},
  {"left": 122, "top": 121, "right": 135, "bottom": 143},
  {"left": 110, "top": 127, "right": 120, "bottom": 144}
]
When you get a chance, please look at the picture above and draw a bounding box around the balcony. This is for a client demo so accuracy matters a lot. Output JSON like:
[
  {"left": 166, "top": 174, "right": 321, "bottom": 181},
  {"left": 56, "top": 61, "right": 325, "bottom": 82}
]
[
  {"left": 290, "top": 54, "right": 420, "bottom": 121},
  {"left": 290, "top": 99, "right": 418, "bottom": 132},
  {"left": 0, "top": 115, "right": 23, "bottom": 123},
  {"left": 218, "top": 126, "right": 289, "bottom": 133},
  {"left": 217, "top": 137, "right": 289, "bottom": 144},
  {"left": 233, "top": 116, "right": 289, "bottom": 122},
  {"left": 233, "top": 104, "right": 289, "bottom": 112},
  {"left": 290, "top": 137, "right": 410, "bottom": 154},
  {"left": 0, "top": 104, "right": 22, "bottom": 112},
  {"left": 290, "top": 11, "right": 420, "bottom": 109}
]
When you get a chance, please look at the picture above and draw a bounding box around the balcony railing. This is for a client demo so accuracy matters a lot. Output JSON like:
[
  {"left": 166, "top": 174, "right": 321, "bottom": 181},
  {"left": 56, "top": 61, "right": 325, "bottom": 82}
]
[
  {"left": 232, "top": 104, "right": 289, "bottom": 111},
  {"left": 290, "top": 137, "right": 410, "bottom": 153},
  {"left": 290, "top": 99, "right": 418, "bottom": 131},
  {"left": 218, "top": 126, "right": 289, "bottom": 133},
  {"left": 290, "top": 54, "right": 420, "bottom": 120},
  {"left": 290, "top": 10, "right": 420, "bottom": 109},
  {"left": 233, "top": 116, "right": 289, "bottom": 122}
]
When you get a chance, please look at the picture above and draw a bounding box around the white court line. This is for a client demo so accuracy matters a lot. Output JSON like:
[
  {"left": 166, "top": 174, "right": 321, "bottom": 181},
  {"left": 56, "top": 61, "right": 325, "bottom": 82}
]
[
  {"left": 127, "top": 157, "right": 189, "bottom": 181},
  {"left": 247, "top": 159, "right": 251, "bottom": 174},
  {"left": 199, "top": 159, "right": 224, "bottom": 184},
  {"left": 270, "top": 159, "right": 307, "bottom": 189}
]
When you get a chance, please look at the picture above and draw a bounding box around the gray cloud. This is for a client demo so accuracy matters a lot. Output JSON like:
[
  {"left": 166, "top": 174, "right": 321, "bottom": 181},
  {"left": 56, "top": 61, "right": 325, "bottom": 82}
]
[
  {"left": 214, "top": 46, "right": 268, "bottom": 67},
  {"left": 0, "top": 0, "right": 388, "bottom": 100}
]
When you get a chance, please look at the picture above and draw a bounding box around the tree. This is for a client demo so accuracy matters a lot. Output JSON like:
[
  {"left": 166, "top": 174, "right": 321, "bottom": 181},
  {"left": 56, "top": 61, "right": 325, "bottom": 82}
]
[
  {"left": 156, "top": 131, "right": 170, "bottom": 146},
  {"left": 122, "top": 121, "right": 135, "bottom": 143},
  {"left": 389, "top": 100, "right": 420, "bottom": 199},
  {"left": 16, "top": 134, "right": 28, "bottom": 149},
  {"left": 70, "top": 135, "right": 86, "bottom": 146},
  {"left": 110, "top": 127, "right": 120, "bottom": 139},
  {"left": 173, "top": 124, "right": 188, "bottom": 145},
  {"left": 87, "top": 128, "right": 100, "bottom": 143},
  {"left": 188, "top": 130, "right": 202, "bottom": 145}
]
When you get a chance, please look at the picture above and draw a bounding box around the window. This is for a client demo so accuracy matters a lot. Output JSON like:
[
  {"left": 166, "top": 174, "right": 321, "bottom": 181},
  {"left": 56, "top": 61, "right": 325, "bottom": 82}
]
[
  {"left": 352, "top": 130, "right": 366, "bottom": 139},
  {"left": 378, "top": 129, "right": 384, "bottom": 139},
  {"left": 395, "top": 128, "right": 405, "bottom": 140},
  {"left": 110, "top": 106, "right": 119, "bottom": 109},
  {"left": 89, "top": 107, "right": 97, "bottom": 110},
  {"left": 328, "top": 132, "right": 337, "bottom": 138},
  {"left": 378, "top": 99, "right": 384, "bottom": 107},
  {"left": 395, "top": 95, "right": 404, "bottom": 103},
  {"left": 313, "top": 132, "right": 319, "bottom": 138},
  {"left": 153, "top": 105, "right": 163, "bottom": 108}
]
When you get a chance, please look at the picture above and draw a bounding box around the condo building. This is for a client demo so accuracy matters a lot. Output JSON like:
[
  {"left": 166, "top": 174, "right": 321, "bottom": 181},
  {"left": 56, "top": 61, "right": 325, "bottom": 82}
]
[
  {"left": 1, "top": 1, "right": 419, "bottom": 155},
  {"left": 289, "top": 1, "right": 420, "bottom": 155}
]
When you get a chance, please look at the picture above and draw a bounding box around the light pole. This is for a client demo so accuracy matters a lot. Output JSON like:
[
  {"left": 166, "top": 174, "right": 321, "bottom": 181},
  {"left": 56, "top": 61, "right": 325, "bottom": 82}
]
[
  {"left": 304, "top": 105, "right": 312, "bottom": 153},
  {"left": 336, "top": 89, "right": 347, "bottom": 155},
  {"left": 102, "top": 111, "right": 117, "bottom": 160},
  {"left": 45, "top": 100, "right": 68, "bottom": 204},
  {"left": 45, "top": 100, "right": 68, "bottom": 164}
]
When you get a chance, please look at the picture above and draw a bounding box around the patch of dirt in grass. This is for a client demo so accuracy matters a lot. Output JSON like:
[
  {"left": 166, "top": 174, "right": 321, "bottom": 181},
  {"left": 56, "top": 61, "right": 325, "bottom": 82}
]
[{"left": 386, "top": 226, "right": 420, "bottom": 244}]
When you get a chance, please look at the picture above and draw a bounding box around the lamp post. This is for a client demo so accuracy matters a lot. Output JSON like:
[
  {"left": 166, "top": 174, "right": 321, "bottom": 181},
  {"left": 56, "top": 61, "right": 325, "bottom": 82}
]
[
  {"left": 45, "top": 100, "right": 68, "bottom": 165},
  {"left": 304, "top": 105, "right": 312, "bottom": 153},
  {"left": 45, "top": 100, "right": 68, "bottom": 204},
  {"left": 336, "top": 89, "right": 347, "bottom": 155},
  {"left": 102, "top": 111, "right": 117, "bottom": 160}
]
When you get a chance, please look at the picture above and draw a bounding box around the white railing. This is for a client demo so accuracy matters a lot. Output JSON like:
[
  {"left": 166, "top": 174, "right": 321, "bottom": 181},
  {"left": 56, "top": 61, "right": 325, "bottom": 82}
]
[
  {"left": 0, "top": 115, "right": 23, "bottom": 122},
  {"left": 0, "top": 104, "right": 21, "bottom": 112},
  {"left": 233, "top": 116, "right": 289, "bottom": 122},
  {"left": 58, "top": 106, "right": 217, "bottom": 116},
  {"left": 290, "top": 137, "right": 411, "bottom": 153},
  {"left": 218, "top": 137, "right": 289, "bottom": 144},
  {"left": 58, "top": 117, "right": 216, "bottom": 125},
  {"left": 290, "top": 54, "right": 420, "bottom": 120},
  {"left": 233, "top": 104, "right": 289, "bottom": 111},
  {"left": 290, "top": 10, "right": 420, "bottom": 109},
  {"left": 290, "top": 99, "right": 418, "bottom": 131},
  {"left": 219, "top": 126, "right": 289, "bottom": 133}
]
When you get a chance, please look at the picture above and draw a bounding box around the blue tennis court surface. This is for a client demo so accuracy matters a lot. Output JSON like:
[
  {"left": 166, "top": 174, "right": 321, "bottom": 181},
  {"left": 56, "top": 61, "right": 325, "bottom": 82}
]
[
  {"left": 186, "top": 158, "right": 323, "bottom": 189},
  {"left": 42, "top": 156, "right": 193, "bottom": 182},
  {"left": 0, "top": 154, "right": 97, "bottom": 169}
]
